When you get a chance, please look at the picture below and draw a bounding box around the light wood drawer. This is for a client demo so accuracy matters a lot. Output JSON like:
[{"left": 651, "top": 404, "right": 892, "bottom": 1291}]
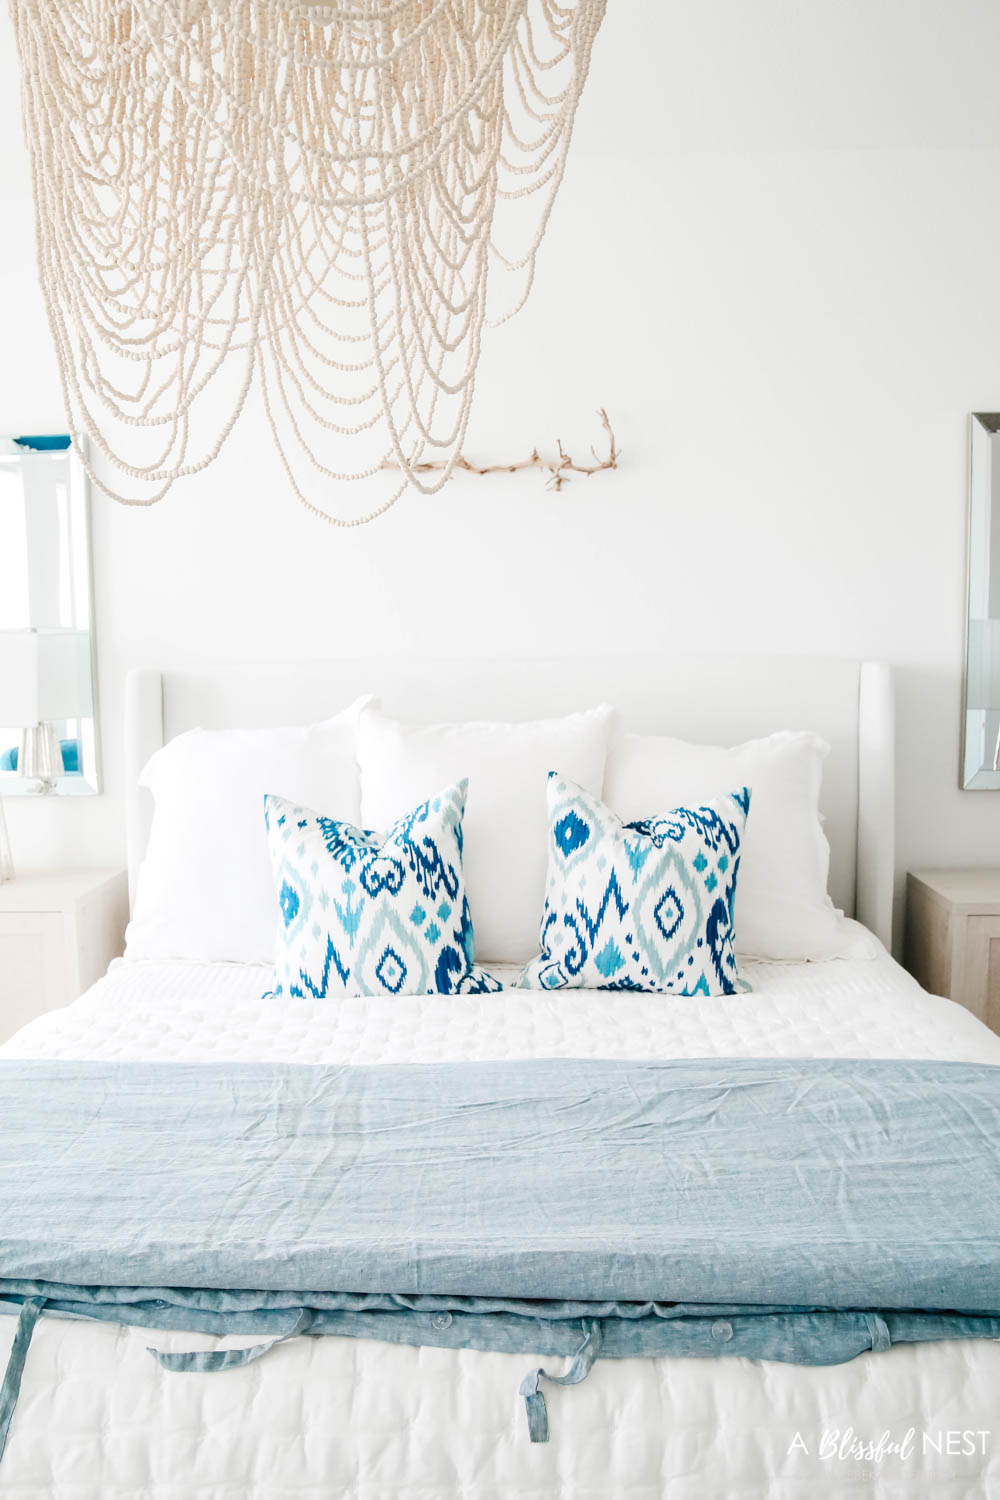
[
  {"left": 965, "top": 916, "right": 1000, "bottom": 1034},
  {"left": 905, "top": 870, "right": 1000, "bottom": 1036}
]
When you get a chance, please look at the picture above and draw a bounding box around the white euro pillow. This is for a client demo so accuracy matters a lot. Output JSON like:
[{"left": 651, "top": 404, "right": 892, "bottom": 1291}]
[
  {"left": 125, "top": 697, "right": 371, "bottom": 964},
  {"left": 604, "top": 729, "right": 852, "bottom": 962},
  {"left": 358, "top": 703, "right": 614, "bottom": 964}
]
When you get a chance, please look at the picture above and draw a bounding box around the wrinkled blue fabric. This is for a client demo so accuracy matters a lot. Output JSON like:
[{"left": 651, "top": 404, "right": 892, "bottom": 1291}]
[{"left": 0, "top": 1056, "right": 998, "bottom": 1447}]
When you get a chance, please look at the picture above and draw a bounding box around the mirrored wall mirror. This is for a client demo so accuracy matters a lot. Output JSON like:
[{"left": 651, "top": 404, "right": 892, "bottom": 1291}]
[
  {"left": 962, "top": 413, "right": 1000, "bottom": 788},
  {"left": 0, "top": 436, "right": 100, "bottom": 795}
]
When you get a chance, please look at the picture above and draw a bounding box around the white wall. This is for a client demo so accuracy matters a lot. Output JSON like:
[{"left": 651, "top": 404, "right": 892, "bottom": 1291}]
[{"left": 3, "top": 1, "right": 1000, "bottom": 952}]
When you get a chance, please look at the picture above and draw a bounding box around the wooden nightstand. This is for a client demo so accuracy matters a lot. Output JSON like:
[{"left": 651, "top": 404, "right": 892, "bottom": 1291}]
[
  {"left": 0, "top": 870, "right": 129, "bottom": 1044},
  {"left": 905, "top": 869, "right": 1000, "bottom": 1034}
]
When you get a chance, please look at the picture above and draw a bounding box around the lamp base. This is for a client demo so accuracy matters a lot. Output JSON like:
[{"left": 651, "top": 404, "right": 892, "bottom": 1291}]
[
  {"left": 0, "top": 798, "right": 12, "bottom": 883},
  {"left": 18, "top": 722, "right": 63, "bottom": 790}
]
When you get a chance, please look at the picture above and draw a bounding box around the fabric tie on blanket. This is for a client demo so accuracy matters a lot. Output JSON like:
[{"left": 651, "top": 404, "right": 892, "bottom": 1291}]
[
  {"left": 864, "top": 1312, "right": 892, "bottom": 1354},
  {"left": 147, "top": 1307, "right": 315, "bottom": 1372},
  {"left": 0, "top": 1299, "right": 44, "bottom": 1461},
  {"left": 520, "top": 1320, "right": 603, "bottom": 1442}
]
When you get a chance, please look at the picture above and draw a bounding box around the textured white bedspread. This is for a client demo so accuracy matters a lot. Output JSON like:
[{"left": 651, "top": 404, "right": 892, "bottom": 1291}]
[
  {"left": 7, "top": 925, "right": 1000, "bottom": 1067},
  {"left": 1, "top": 931, "right": 998, "bottom": 1500}
]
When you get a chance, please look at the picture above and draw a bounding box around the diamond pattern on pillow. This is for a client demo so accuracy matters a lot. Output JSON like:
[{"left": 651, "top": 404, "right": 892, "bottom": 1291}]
[
  {"left": 519, "top": 775, "right": 750, "bottom": 996},
  {"left": 264, "top": 780, "right": 500, "bottom": 998}
]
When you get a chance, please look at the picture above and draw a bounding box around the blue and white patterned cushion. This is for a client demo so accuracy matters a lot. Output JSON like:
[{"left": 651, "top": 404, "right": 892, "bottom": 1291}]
[
  {"left": 519, "top": 775, "right": 750, "bottom": 996},
  {"left": 264, "top": 780, "right": 501, "bottom": 998}
]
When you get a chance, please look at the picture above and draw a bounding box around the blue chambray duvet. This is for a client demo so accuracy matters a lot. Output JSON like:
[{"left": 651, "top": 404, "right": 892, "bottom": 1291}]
[{"left": 0, "top": 1055, "right": 998, "bottom": 1447}]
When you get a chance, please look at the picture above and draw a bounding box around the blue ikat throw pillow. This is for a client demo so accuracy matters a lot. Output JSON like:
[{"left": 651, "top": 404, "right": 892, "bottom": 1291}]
[
  {"left": 519, "top": 774, "right": 750, "bottom": 996},
  {"left": 264, "top": 779, "right": 501, "bottom": 998}
]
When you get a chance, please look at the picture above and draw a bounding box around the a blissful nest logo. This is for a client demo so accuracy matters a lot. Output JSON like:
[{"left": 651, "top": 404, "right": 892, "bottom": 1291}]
[{"left": 788, "top": 1429, "right": 990, "bottom": 1464}]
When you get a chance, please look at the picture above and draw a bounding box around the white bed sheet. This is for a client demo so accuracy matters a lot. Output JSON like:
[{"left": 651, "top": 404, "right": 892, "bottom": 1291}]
[{"left": 1, "top": 931, "right": 998, "bottom": 1500}]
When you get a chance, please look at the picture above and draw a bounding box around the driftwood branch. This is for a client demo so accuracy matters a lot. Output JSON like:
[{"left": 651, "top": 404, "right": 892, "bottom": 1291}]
[{"left": 381, "top": 408, "right": 619, "bottom": 491}]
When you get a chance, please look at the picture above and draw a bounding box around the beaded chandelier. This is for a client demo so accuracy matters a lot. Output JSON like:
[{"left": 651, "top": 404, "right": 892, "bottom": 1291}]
[{"left": 10, "top": 1, "right": 606, "bottom": 525}]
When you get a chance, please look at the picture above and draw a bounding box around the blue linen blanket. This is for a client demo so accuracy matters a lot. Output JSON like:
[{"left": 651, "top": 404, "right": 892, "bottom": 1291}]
[{"left": 0, "top": 1056, "right": 999, "bottom": 1448}]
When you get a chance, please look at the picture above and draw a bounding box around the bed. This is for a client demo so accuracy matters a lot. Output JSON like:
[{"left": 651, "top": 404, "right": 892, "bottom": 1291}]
[{"left": 0, "top": 656, "right": 997, "bottom": 1500}]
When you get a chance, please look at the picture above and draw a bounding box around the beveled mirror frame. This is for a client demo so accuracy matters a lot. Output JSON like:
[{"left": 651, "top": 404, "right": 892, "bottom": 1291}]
[
  {"left": 0, "top": 435, "right": 101, "bottom": 796},
  {"left": 961, "top": 413, "right": 1000, "bottom": 788}
]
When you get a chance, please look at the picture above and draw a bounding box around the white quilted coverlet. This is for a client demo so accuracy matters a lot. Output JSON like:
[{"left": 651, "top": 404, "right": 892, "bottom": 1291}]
[
  {"left": 1, "top": 929, "right": 999, "bottom": 1500},
  {"left": 6, "top": 926, "right": 1000, "bottom": 1067}
]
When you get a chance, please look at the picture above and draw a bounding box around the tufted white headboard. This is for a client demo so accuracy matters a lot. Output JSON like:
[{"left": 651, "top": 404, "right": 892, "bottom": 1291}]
[{"left": 124, "top": 656, "right": 895, "bottom": 947}]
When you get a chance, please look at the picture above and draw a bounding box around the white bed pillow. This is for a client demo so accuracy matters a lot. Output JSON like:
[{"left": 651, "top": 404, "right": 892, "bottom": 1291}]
[
  {"left": 126, "top": 697, "right": 370, "bottom": 964},
  {"left": 358, "top": 703, "right": 614, "bottom": 963},
  {"left": 604, "top": 730, "right": 850, "bottom": 961}
]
